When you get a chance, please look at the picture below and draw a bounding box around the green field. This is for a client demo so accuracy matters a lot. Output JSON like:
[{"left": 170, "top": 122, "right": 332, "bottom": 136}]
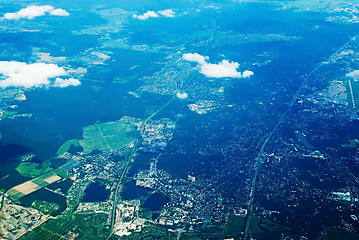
[
  {"left": 178, "top": 215, "right": 296, "bottom": 240},
  {"left": 57, "top": 139, "right": 81, "bottom": 155},
  {"left": 33, "top": 172, "right": 59, "bottom": 186},
  {"left": 32, "top": 200, "right": 60, "bottom": 215},
  {"left": 223, "top": 215, "right": 246, "bottom": 236},
  {"left": 53, "top": 168, "right": 68, "bottom": 178},
  {"left": 16, "top": 161, "right": 53, "bottom": 178},
  {"left": 18, "top": 214, "right": 110, "bottom": 240},
  {"left": 6, "top": 189, "right": 24, "bottom": 199},
  {"left": 122, "top": 222, "right": 176, "bottom": 240},
  {"left": 222, "top": 215, "right": 295, "bottom": 240},
  {"left": 18, "top": 213, "right": 299, "bottom": 240},
  {"left": 127, "top": 215, "right": 297, "bottom": 240},
  {"left": 77, "top": 121, "right": 137, "bottom": 154}
]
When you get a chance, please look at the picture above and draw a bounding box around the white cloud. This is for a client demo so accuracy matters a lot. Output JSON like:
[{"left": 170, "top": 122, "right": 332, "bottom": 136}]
[
  {"left": 182, "top": 53, "right": 253, "bottom": 79},
  {"left": 158, "top": 9, "right": 175, "bottom": 17},
  {"left": 3, "top": 5, "right": 69, "bottom": 20},
  {"left": 242, "top": 70, "right": 254, "bottom": 78},
  {"left": 0, "top": 61, "right": 80, "bottom": 89},
  {"left": 133, "top": 11, "right": 159, "bottom": 20},
  {"left": 182, "top": 53, "right": 209, "bottom": 65},
  {"left": 346, "top": 70, "right": 359, "bottom": 81},
  {"left": 200, "top": 60, "right": 243, "bottom": 78},
  {"left": 54, "top": 78, "right": 81, "bottom": 88},
  {"left": 204, "top": 5, "right": 220, "bottom": 10},
  {"left": 176, "top": 91, "right": 188, "bottom": 99},
  {"left": 133, "top": 9, "right": 175, "bottom": 20},
  {"left": 50, "top": 8, "right": 70, "bottom": 17}
]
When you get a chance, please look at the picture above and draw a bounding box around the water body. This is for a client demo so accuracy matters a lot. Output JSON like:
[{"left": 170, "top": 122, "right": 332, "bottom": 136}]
[
  {"left": 152, "top": 212, "right": 160, "bottom": 220},
  {"left": 83, "top": 182, "right": 109, "bottom": 202},
  {"left": 143, "top": 193, "right": 169, "bottom": 211},
  {"left": 47, "top": 178, "right": 73, "bottom": 194},
  {"left": 133, "top": 152, "right": 158, "bottom": 165},
  {"left": 0, "top": 143, "right": 32, "bottom": 190},
  {"left": 122, "top": 181, "right": 150, "bottom": 200},
  {"left": 128, "top": 164, "right": 149, "bottom": 177},
  {"left": 49, "top": 158, "right": 67, "bottom": 169}
]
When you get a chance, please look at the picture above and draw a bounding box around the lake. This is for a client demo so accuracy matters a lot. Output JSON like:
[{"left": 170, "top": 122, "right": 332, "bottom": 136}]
[
  {"left": 143, "top": 193, "right": 169, "bottom": 212},
  {"left": 83, "top": 182, "right": 109, "bottom": 202},
  {"left": 122, "top": 180, "right": 150, "bottom": 200}
]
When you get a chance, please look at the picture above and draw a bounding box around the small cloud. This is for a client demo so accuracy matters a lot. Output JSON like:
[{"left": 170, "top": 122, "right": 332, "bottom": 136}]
[
  {"left": 204, "top": 5, "right": 220, "bottom": 10},
  {"left": 182, "top": 53, "right": 253, "bottom": 79},
  {"left": 133, "top": 11, "right": 159, "bottom": 20},
  {"left": 242, "top": 70, "right": 254, "bottom": 78},
  {"left": 0, "top": 61, "right": 80, "bottom": 89},
  {"left": 50, "top": 8, "right": 70, "bottom": 17},
  {"left": 53, "top": 78, "right": 81, "bottom": 88},
  {"left": 182, "top": 53, "right": 209, "bottom": 65},
  {"left": 133, "top": 9, "right": 175, "bottom": 20},
  {"left": 158, "top": 9, "right": 175, "bottom": 18},
  {"left": 346, "top": 70, "right": 359, "bottom": 81},
  {"left": 176, "top": 91, "right": 188, "bottom": 99},
  {"left": 3, "top": 5, "right": 69, "bottom": 20},
  {"left": 200, "top": 60, "right": 243, "bottom": 78}
]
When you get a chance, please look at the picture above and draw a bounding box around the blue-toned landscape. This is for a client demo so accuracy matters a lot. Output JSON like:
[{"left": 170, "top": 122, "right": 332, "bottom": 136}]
[{"left": 1, "top": 0, "right": 359, "bottom": 239}]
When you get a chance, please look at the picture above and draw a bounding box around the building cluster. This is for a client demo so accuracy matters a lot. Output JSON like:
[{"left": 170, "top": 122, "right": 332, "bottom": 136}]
[
  {"left": 0, "top": 195, "right": 46, "bottom": 240},
  {"left": 253, "top": 60, "right": 359, "bottom": 238},
  {"left": 76, "top": 201, "right": 112, "bottom": 214},
  {"left": 140, "top": 119, "right": 175, "bottom": 152},
  {"left": 138, "top": 54, "right": 193, "bottom": 96},
  {"left": 188, "top": 100, "right": 231, "bottom": 115},
  {"left": 134, "top": 159, "right": 231, "bottom": 228},
  {"left": 114, "top": 200, "right": 145, "bottom": 237},
  {"left": 62, "top": 150, "right": 128, "bottom": 215}
]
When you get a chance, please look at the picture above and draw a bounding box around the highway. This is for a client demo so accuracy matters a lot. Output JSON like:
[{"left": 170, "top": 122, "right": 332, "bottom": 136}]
[
  {"left": 106, "top": 15, "right": 217, "bottom": 239},
  {"left": 106, "top": 96, "right": 175, "bottom": 239}
]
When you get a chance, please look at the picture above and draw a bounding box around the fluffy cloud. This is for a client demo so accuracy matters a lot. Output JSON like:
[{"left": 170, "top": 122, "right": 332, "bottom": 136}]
[
  {"left": 242, "top": 70, "right": 254, "bottom": 78},
  {"left": 50, "top": 8, "right": 70, "bottom": 17},
  {"left": 182, "top": 53, "right": 253, "bottom": 79},
  {"left": 182, "top": 53, "right": 209, "bottom": 65},
  {"left": 346, "top": 70, "right": 359, "bottom": 81},
  {"left": 3, "top": 5, "right": 69, "bottom": 20},
  {"left": 133, "top": 9, "right": 175, "bottom": 20},
  {"left": 158, "top": 9, "right": 175, "bottom": 18},
  {"left": 0, "top": 61, "right": 80, "bottom": 88},
  {"left": 54, "top": 78, "right": 81, "bottom": 88},
  {"left": 176, "top": 91, "right": 188, "bottom": 99},
  {"left": 133, "top": 11, "right": 158, "bottom": 20},
  {"left": 200, "top": 60, "right": 243, "bottom": 78}
]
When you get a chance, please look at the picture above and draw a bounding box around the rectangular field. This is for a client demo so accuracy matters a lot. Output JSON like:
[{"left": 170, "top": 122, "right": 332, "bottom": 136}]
[{"left": 7, "top": 171, "right": 62, "bottom": 199}]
